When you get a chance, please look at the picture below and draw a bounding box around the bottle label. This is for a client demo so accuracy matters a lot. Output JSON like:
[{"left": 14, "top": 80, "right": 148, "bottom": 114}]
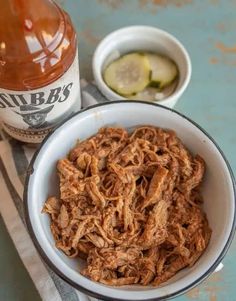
[{"left": 0, "top": 51, "right": 81, "bottom": 143}]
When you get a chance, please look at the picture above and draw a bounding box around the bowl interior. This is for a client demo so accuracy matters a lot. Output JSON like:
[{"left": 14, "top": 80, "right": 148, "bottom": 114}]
[
  {"left": 93, "top": 26, "right": 191, "bottom": 106},
  {"left": 26, "top": 102, "right": 235, "bottom": 300}
]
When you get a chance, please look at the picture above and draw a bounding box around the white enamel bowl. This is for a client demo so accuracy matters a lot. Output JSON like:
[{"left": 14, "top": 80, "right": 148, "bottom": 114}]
[
  {"left": 93, "top": 26, "right": 191, "bottom": 108},
  {"left": 24, "top": 101, "right": 235, "bottom": 301}
]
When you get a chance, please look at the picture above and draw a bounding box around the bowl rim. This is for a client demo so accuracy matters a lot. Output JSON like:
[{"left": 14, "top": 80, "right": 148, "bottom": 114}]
[
  {"left": 92, "top": 25, "right": 192, "bottom": 106},
  {"left": 24, "top": 100, "right": 236, "bottom": 301}
]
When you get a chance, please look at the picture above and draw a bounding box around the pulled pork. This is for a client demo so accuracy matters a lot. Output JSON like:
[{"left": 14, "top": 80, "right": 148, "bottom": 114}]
[{"left": 42, "top": 126, "right": 211, "bottom": 286}]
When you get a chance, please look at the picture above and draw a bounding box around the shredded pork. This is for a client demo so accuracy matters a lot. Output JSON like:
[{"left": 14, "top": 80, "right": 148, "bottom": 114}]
[{"left": 42, "top": 126, "right": 211, "bottom": 286}]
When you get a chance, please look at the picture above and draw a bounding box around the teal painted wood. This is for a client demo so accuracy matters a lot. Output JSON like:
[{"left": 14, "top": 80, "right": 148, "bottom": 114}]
[
  {"left": 0, "top": 215, "right": 41, "bottom": 301},
  {"left": 0, "top": 1, "right": 235, "bottom": 300}
]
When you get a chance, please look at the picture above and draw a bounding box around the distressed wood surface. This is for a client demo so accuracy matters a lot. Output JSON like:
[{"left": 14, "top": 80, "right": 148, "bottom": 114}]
[{"left": 0, "top": 1, "right": 235, "bottom": 300}]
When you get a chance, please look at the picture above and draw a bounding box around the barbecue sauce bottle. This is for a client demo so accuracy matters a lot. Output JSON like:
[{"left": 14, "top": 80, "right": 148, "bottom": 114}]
[{"left": 0, "top": 0, "right": 81, "bottom": 143}]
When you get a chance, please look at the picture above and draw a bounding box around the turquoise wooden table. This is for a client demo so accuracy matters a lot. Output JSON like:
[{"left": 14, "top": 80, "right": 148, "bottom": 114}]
[{"left": 0, "top": 0, "right": 236, "bottom": 300}]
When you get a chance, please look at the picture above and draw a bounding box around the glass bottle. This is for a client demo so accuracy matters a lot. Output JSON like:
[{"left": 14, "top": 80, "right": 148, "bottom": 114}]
[{"left": 0, "top": 0, "right": 81, "bottom": 143}]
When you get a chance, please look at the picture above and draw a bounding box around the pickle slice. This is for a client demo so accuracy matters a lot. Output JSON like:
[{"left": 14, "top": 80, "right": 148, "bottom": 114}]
[
  {"left": 103, "top": 53, "right": 150, "bottom": 95},
  {"left": 146, "top": 53, "right": 178, "bottom": 88}
]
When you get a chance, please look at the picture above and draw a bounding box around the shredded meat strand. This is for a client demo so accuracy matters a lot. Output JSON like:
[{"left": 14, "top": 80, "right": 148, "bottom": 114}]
[{"left": 43, "top": 126, "right": 211, "bottom": 286}]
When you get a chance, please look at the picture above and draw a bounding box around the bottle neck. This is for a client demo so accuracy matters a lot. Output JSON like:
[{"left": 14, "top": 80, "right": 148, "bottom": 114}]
[
  {"left": 0, "top": 0, "right": 77, "bottom": 90},
  {"left": 6, "top": 0, "right": 58, "bottom": 17},
  {"left": 0, "top": 0, "right": 61, "bottom": 60}
]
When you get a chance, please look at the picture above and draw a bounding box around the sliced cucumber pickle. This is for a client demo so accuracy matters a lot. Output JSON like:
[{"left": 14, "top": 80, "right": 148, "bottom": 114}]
[
  {"left": 103, "top": 53, "right": 150, "bottom": 95},
  {"left": 146, "top": 53, "right": 178, "bottom": 88}
]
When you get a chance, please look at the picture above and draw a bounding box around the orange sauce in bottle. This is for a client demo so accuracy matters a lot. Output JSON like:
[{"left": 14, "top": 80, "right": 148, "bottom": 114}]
[{"left": 0, "top": 0, "right": 81, "bottom": 143}]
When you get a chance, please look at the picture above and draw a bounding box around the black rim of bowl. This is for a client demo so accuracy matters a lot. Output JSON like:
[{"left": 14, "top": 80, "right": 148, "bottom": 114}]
[{"left": 23, "top": 100, "right": 236, "bottom": 301}]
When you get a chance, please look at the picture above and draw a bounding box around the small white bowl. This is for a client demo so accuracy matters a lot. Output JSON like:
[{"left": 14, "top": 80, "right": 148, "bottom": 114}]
[
  {"left": 92, "top": 26, "right": 192, "bottom": 108},
  {"left": 24, "top": 101, "right": 235, "bottom": 301}
]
